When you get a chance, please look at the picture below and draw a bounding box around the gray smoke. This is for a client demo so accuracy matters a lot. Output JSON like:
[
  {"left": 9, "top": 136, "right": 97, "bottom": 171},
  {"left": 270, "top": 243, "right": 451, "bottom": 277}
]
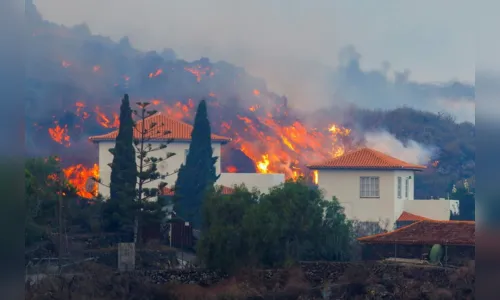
[
  {"left": 364, "top": 131, "right": 437, "bottom": 165},
  {"left": 34, "top": 0, "right": 475, "bottom": 123}
]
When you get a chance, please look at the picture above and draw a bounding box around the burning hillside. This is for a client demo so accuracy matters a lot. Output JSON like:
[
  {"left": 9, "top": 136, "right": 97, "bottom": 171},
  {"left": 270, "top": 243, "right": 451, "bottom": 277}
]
[
  {"left": 24, "top": 3, "right": 359, "bottom": 199},
  {"left": 43, "top": 87, "right": 352, "bottom": 198}
]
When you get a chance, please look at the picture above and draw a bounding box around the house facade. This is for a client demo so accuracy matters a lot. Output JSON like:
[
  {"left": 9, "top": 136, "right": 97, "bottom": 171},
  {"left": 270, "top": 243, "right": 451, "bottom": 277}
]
[
  {"left": 307, "top": 148, "right": 458, "bottom": 229},
  {"left": 89, "top": 112, "right": 285, "bottom": 198}
]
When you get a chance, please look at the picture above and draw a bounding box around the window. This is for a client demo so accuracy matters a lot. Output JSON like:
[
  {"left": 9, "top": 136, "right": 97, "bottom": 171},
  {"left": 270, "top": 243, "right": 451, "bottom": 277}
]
[
  {"left": 397, "top": 177, "right": 402, "bottom": 198},
  {"left": 184, "top": 149, "right": 189, "bottom": 162},
  {"left": 405, "top": 178, "right": 409, "bottom": 198},
  {"left": 360, "top": 176, "right": 380, "bottom": 198}
]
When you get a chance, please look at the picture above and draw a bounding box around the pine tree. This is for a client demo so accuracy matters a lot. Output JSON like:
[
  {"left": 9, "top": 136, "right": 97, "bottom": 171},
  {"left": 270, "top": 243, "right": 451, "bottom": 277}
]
[
  {"left": 174, "top": 100, "right": 219, "bottom": 229},
  {"left": 132, "top": 101, "right": 175, "bottom": 244},
  {"left": 110, "top": 94, "right": 137, "bottom": 200},
  {"left": 102, "top": 94, "right": 137, "bottom": 236}
]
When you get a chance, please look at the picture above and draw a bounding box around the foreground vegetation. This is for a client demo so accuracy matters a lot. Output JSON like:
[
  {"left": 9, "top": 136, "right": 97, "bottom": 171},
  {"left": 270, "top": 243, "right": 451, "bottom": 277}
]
[
  {"left": 198, "top": 183, "right": 353, "bottom": 273},
  {"left": 26, "top": 260, "right": 475, "bottom": 299}
]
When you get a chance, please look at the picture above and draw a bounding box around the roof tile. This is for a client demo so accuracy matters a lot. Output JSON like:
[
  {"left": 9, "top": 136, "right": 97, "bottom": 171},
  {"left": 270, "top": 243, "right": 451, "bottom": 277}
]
[
  {"left": 358, "top": 220, "right": 475, "bottom": 246},
  {"left": 88, "top": 112, "right": 231, "bottom": 143},
  {"left": 397, "top": 211, "right": 432, "bottom": 222},
  {"left": 307, "top": 148, "right": 426, "bottom": 170}
]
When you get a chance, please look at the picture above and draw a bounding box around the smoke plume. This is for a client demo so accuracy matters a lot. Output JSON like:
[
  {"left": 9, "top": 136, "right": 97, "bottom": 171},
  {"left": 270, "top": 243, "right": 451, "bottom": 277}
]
[
  {"left": 33, "top": 0, "right": 475, "bottom": 123},
  {"left": 364, "top": 131, "right": 437, "bottom": 165}
]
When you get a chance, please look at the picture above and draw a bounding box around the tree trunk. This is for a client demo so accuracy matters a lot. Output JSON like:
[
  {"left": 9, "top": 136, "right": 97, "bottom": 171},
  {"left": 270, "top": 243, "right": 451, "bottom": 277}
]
[{"left": 133, "top": 215, "right": 138, "bottom": 244}]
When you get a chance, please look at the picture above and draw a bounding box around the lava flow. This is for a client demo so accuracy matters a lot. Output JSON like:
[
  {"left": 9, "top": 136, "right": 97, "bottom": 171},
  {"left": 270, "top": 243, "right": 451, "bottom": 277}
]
[{"left": 41, "top": 60, "right": 353, "bottom": 199}]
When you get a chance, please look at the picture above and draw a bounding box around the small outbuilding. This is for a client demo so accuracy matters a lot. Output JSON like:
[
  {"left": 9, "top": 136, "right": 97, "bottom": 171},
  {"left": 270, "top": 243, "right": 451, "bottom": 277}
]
[{"left": 358, "top": 220, "right": 475, "bottom": 265}]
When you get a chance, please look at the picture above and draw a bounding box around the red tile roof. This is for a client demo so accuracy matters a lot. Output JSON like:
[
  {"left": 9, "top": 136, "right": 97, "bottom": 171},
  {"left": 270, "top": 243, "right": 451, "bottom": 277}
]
[
  {"left": 306, "top": 148, "right": 426, "bottom": 170},
  {"left": 397, "top": 211, "right": 432, "bottom": 222},
  {"left": 88, "top": 112, "right": 231, "bottom": 143},
  {"left": 161, "top": 185, "right": 235, "bottom": 196},
  {"left": 358, "top": 220, "right": 475, "bottom": 246}
]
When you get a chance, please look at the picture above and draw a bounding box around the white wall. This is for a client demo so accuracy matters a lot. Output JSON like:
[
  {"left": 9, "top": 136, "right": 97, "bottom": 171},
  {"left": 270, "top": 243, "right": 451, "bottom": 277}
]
[
  {"left": 393, "top": 170, "right": 415, "bottom": 220},
  {"left": 217, "top": 173, "right": 285, "bottom": 194},
  {"left": 97, "top": 141, "right": 222, "bottom": 198},
  {"left": 403, "top": 199, "right": 453, "bottom": 220},
  {"left": 317, "top": 169, "right": 400, "bottom": 226}
]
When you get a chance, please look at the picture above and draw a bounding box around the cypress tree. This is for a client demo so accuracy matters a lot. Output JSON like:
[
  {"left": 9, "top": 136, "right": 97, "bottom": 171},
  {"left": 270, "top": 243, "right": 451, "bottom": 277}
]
[
  {"left": 174, "top": 100, "right": 219, "bottom": 229},
  {"left": 104, "top": 94, "right": 137, "bottom": 234}
]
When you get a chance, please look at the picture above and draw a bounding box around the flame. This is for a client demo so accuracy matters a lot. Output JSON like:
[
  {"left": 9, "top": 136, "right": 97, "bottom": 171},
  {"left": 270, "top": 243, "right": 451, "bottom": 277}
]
[
  {"left": 249, "top": 105, "right": 259, "bottom": 112},
  {"left": 48, "top": 122, "right": 70, "bottom": 147},
  {"left": 148, "top": 69, "right": 163, "bottom": 78},
  {"left": 312, "top": 170, "right": 319, "bottom": 185},
  {"left": 256, "top": 154, "right": 270, "bottom": 173},
  {"left": 253, "top": 89, "right": 260, "bottom": 96},
  {"left": 143, "top": 98, "right": 352, "bottom": 181},
  {"left": 432, "top": 160, "right": 439, "bottom": 167},
  {"left": 184, "top": 65, "right": 211, "bottom": 82},
  {"left": 94, "top": 106, "right": 119, "bottom": 128},
  {"left": 62, "top": 164, "right": 99, "bottom": 198},
  {"left": 75, "top": 102, "right": 90, "bottom": 120}
]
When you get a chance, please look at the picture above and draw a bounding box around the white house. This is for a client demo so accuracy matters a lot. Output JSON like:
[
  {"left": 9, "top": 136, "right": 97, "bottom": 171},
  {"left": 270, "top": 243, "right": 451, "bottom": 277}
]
[
  {"left": 89, "top": 112, "right": 285, "bottom": 198},
  {"left": 307, "top": 147, "right": 458, "bottom": 229}
]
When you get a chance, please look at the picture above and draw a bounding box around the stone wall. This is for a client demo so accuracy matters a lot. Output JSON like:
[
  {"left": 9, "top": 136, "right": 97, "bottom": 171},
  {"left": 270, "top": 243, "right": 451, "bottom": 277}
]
[
  {"left": 86, "top": 247, "right": 178, "bottom": 270},
  {"left": 137, "top": 261, "right": 457, "bottom": 288}
]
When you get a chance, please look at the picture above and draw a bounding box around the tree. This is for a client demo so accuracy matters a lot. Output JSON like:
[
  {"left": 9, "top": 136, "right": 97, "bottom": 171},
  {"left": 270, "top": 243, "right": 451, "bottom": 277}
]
[
  {"left": 197, "top": 180, "right": 353, "bottom": 273},
  {"left": 174, "top": 100, "right": 219, "bottom": 229},
  {"left": 244, "top": 180, "right": 352, "bottom": 266},
  {"left": 102, "top": 94, "right": 137, "bottom": 236},
  {"left": 132, "top": 101, "right": 175, "bottom": 244},
  {"left": 196, "top": 185, "right": 258, "bottom": 273},
  {"left": 25, "top": 156, "right": 79, "bottom": 248}
]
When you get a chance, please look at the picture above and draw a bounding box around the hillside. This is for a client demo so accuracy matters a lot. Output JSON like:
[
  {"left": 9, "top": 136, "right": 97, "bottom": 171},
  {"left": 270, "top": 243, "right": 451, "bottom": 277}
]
[{"left": 26, "top": 1, "right": 474, "bottom": 199}]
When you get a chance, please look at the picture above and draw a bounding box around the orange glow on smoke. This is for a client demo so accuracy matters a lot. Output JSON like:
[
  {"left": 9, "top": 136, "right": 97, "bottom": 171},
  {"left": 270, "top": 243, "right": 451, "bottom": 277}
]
[
  {"left": 225, "top": 165, "right": 238, "bottom": 173},
  {"left": 149, "top": 69, "right": 163, "bottom": 78},
  {"left": 61, "top": 60, "right": 71, "bottom": 68}
]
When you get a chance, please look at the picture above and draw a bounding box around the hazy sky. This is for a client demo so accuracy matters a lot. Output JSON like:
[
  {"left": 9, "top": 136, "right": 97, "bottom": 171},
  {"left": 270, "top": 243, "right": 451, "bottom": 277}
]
[{"left": 35, "top": 0, "right": 475, "bottom": 84}]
